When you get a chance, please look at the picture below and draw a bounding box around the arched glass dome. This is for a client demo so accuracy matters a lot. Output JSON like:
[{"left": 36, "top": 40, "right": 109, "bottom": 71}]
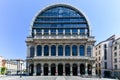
[{"left": 31, "top": 4, "right": 90, "bottom": 37}]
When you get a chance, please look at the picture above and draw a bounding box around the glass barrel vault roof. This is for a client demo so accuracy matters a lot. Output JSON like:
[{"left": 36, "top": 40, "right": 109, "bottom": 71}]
[{"left": 31, "top": 4, "right": 90, "bottom": 36}]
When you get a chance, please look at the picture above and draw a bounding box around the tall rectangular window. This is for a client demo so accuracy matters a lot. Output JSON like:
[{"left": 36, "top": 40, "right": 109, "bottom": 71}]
[
  {"left": 114, "top": 52, "right": 117, "bottom": 57},
  {"left": 51, "top": 29, "right": 56, "bottom": 35},
  {"left": 114, "top": 65, "right": 117, "bottom": 69},
  {"left": 44, "top": 29, "right": 49, "bottom": 35},
  {"left": 65, "top": 29, "right": 70, "bottom": 35},
  {"left": 114, "top": 58, "right": 117, "bottom": 63},
  {"left": 104, "top": 62, "right": 107, "bottom": 69},
  {"left": 114, "top": 46, "right": 117, "bottom": 50},
  {"left": 72, "top": 29, "right": 78, "bottom": 35},
  {"left": 104, "top": 49, "right": 107, "bottom": 60},
  {"left": 80, "top": 29, "right": 85, "bottom": 36},
  {"left": 58, "top": 29, "right": 63, "bottom": 35}
]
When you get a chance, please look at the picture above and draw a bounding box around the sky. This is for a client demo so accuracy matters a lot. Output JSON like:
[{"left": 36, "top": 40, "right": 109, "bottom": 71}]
[{"left": 0, "top": 0, "right": 120, "bottom": 59}]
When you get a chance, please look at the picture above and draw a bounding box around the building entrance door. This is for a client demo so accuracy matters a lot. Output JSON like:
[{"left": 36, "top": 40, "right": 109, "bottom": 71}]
[
  {"left": 65, "top": 64, "right": 70, "bottom": 76},
  {"left": 58, "top": 64, "right": 63, "bottom": 75},
  {"left": 73, "top": 64, "right": 77, "bottom": 76},
  {"left": 51, "top": 64, "right": 56, "bottom": 76},
  {"left": 44, "top": 64, "right": 48, "bottom": 76}
]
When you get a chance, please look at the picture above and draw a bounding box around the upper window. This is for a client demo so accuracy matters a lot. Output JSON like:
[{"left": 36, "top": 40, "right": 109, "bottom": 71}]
[
  {"left": 79, "top": 45, "right": 85, "bottom": 56},
  {"left": 87, "top": 46, "right": 91, "bottom": 57},
  {"left": 37, "top": 45, "right": 42, "bottom": 56},
  {"left": 51, "top": 29, "right": 56, "bottom": 35},
  {"left": 72, "top": 45, "right": 77, "bottom": 56},
  {"left": 30, "top": 46, "right": 34, "bottom": 57},
  {"left": 72, "top": 29, "right": 78, "bottom": 35},
  {"left": 104, "top": 44, "right": 107, "bottom": 48},
  {"left": 65, "top": 45, "right": 70, "bottom": 56},
  {"left": 58, "top": 28, "right": 63, "bottom": 35},
  {"left": 44, "top": 29, "right": 49, "bottom": 35},
  {"left": 58, "top": 45, "right": 63, "bottom": 56},
  {"left": 65, "top": 29, "right": 70, "bottom": 35},
  {"left": 44, "top": 45, "right": 49, "bottom": 56},
  {"left": 51, "top": 45, "right": 56, "bottom": 56},
  {"left": 80, "top": 29, "right": 85, "bottom": 36}
]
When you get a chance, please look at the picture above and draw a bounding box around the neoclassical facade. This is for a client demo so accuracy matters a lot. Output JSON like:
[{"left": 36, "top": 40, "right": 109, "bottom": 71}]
[{"left": 26, "top": 4, "right": 96, "bottom": 76}]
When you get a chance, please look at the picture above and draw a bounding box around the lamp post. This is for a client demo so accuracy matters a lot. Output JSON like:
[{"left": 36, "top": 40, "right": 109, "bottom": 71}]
[{"left": 20, "top": 62, "right": 23, "bottom": 78}]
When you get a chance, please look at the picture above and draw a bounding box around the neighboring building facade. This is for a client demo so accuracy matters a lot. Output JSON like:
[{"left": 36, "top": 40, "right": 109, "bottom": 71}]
[
  {"left": 94, "top": 35, "right": 119, "bottom": 78},
  {"left": 5, "top": 60, "right": 17, "bottom": 74},
  {"left": 26, "top": 4, "right": 96, "bottom": 76},
  {"left": 112, "top": 37, "right": 120, "bottom": 78}
]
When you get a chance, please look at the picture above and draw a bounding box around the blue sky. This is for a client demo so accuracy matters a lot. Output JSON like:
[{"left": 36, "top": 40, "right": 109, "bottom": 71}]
[{"left": 0, "top": 0, "right": 120, "bottom": 59}]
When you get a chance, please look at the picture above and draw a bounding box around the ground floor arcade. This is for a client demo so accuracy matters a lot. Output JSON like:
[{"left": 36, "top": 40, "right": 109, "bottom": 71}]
[{"left": 27, "top": 60, "right": 95, "bottom": 76}]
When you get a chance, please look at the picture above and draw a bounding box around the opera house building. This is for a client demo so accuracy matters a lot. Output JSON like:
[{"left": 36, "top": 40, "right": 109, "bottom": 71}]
[{"left": 26, "top": 4, "right": 96, "bottom": 76}]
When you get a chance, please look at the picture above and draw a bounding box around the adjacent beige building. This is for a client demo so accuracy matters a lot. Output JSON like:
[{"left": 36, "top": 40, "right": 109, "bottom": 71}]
[
  {"left": 112, "top": 37, "right": 120, "bottom": 78},
  {"left": 94, "top": 35, "right": 116, "bottom": 78}
]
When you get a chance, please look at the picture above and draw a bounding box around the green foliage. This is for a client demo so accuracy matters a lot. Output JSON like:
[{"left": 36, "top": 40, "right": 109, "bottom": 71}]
[{"left": 1, "top": 67, "right": 7, "bottom": 75}]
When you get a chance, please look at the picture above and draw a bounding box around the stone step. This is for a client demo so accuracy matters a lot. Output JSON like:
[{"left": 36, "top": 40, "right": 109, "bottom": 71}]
[{"left": 56, "top": 76, "right": 66, "bottom": 80}]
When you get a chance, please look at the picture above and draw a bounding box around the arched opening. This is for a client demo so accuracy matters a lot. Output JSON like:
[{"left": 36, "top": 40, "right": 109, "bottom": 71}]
[
  {"left": 36, "top": 64, "right": 41, "bottom": 76},
  {"left": 80, "top": 64, "right": 85, "bottom": 75},
  {"left": 51, "top": 64, "right": 56, "bottom": 76},
  {"left": 37, "top": 45, "right": 42, "bottom": 56},
  {"left": 44, "top": 45, "right": 49, "bottom": 56},
  {"left": 30, "top": 46, "right": 34, "bottom": 57},
  {"left": 44, "top": 64, "right": 48, "bottom": 76},
  {"left": 79, "top": 45, "right": 85, "bottom": 56},
  {"left": 58, "top": 45, "right": 63, "bottom": 56},
  {"left": 29, "top": 64, "right": 34, "bottom": 76},
  {"left": 51, "top": 45, "right": 56, "bottom": 56},
  {"left": 58, "top": 64, "right": 63, "bottom": 75},
  {"left": 65, "top": 64, "right": 70, "bottom": 76},
  {"left": 88, "top": 64, "right": 92, "bottom": 75},
  {"left": 72, "top": 45, "right": 77, "bottom": 56},
  {"left": 65, "top": 45, "right": 70, "bottom": 56},
  {"left": 72, "top": 64, "right": 78, "bottom": 76}
]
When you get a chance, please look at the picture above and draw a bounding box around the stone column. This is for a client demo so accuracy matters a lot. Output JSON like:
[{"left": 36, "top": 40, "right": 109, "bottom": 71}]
[
  {"left": 56, "top": 44, "right": 58, "bottom": 56},
  {"left": 42, "top": 45, "right": 44, "bottom": 56},
  {"left": 85, "top": 62, "right": 88, "bottom": 76},
  {"left": 56, "top": 29, "right": 58, "bottom": 35},
  {"left": 78, "top": 64, "right": 80, "bottom": 76},
  {"left": 26, "top": 62, "right": 29, "bottom": 75},
  {"left": 92, "top": 63, "right": 96, "bottom": 76},
  {"left": 70, "top": 44, "right": 72, "bottom": 56},
  {"left": 34, "top": 45, "right": 37, "bottom": 57},
  {"left": 63, "top": 44, "right": 65, "bottom": 56},
  {"left": 77, "top": 45, "right": 79, "bottom": 56},
  {"left": 49, "top": 45, "right": 51, "bottom": 56},
  {"left": 91, "top": 46, "right": 93, "bottom": 57},
  {"left": 85, "top": 44, "right": 87, "bottom": 57},
  {"left": 34, "top": 29, "right": 36, "bottom": 37},
  {"left": 41, "top": 63, "right": 44, "bottom": 76},
  {"left": 33, "top": 63, "right": 36, "bottom": 76},
  {"left": 78, "top": 29, "right": 80, "bottom": 35},
  {"left": 63, "top": 64, "right": 65, "bottom": 76},
  {"left": 56, "top": 64, "right": 58, "bottom": 76},
  {"left": 48, "top": 64, "right": 51, "bottom": 76},
  {"left": 70, "top": 64, "right": 72, "bottom": 76},
  {"left": 27, "top": 45, "right": 30, "bottom": 57}
]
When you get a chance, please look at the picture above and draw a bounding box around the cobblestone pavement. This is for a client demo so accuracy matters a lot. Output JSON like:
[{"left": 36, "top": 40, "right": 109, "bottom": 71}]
[{"left": 0, "top": 76, "right": 118, "bottom": 80}]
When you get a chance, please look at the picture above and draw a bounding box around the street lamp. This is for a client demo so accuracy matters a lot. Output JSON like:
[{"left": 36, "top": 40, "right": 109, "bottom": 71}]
[{"left": 20, "top": 62, "right": 23, "bottom": 78}]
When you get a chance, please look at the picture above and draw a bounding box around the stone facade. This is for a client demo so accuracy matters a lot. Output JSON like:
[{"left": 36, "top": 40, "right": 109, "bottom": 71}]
[{"left": 26, "top": 4, "right": 96, "bottom": 76}]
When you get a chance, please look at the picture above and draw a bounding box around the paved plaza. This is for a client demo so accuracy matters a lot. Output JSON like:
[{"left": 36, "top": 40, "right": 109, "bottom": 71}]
[{"left": 0, "top": 76, "right": 118, "bottom": 80}]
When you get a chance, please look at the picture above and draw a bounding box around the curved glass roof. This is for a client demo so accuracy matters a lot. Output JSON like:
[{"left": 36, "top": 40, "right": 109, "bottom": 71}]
[{"left": 31, "top": 4, "right": 90, "bottom": 36}]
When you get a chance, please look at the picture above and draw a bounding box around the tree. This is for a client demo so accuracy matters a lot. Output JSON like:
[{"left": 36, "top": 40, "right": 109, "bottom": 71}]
[{"left": 1, "top": 67, "right": 6, "bottom": 75}]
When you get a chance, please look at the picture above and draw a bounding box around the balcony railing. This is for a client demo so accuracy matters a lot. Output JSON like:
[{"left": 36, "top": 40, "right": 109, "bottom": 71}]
[{"left": 26, "top": 56, "right": 96, "bottom": 61}]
